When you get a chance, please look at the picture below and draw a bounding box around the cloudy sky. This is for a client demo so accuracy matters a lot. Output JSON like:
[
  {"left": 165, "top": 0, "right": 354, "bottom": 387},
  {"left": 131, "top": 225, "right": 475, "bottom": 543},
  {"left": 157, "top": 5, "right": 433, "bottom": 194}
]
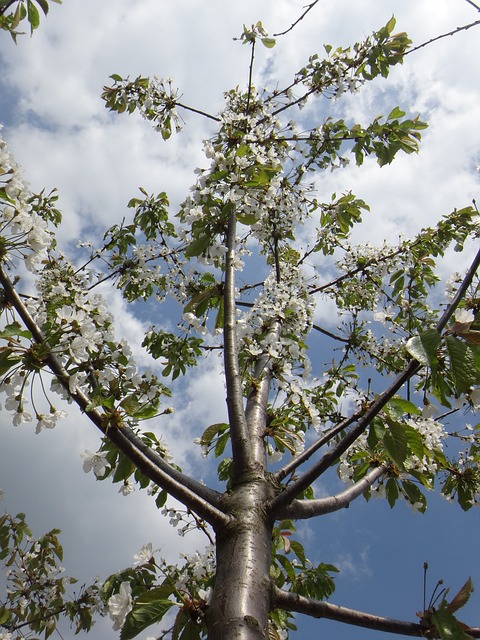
[{"left": 0, "top": 1, "right": 480, "bottom": 639}]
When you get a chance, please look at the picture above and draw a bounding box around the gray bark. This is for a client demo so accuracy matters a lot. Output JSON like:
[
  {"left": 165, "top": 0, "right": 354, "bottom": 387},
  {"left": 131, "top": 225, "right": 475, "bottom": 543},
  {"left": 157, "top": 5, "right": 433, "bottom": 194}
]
[{"left": 206, "top": 479, "right": 274, "bottom": 640}]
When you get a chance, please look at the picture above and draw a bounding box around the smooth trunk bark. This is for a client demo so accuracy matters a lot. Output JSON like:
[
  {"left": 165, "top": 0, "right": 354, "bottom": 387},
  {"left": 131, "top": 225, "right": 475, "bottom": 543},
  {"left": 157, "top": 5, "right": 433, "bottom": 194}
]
[{"left": 206, "top": 479, "right": 274, "bottom": 640}]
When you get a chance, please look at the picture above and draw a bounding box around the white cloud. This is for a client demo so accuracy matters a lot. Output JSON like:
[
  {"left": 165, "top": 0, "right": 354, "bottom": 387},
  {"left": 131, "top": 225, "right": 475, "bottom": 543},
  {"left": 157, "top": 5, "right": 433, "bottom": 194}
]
[{"left": 334, "top": 547, "right": 372, "bottom": 580}]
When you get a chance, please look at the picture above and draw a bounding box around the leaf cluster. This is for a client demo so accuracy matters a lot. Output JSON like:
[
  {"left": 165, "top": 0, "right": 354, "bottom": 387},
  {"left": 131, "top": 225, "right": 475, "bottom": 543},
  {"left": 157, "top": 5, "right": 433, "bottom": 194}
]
[{"left": 0, "top": 0, "right": 62, "bottom": 41}]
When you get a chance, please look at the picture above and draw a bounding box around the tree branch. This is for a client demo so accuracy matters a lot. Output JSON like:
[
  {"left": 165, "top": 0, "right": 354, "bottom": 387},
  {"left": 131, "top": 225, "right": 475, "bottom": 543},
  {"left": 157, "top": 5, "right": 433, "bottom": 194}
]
[
  {"left": 274, "top": 411, "right": 360, "bottom": 483},
  {"left": 272, "top": 587, "right": 480, "bottom": 637},
  {"left": 312, "top": 323, "right": 350, "bottom": 343},
  {"left": 406, "top": 18, "right": 480, "bottom": 55},
  {"left": 277, "top": 465, "right": 388, "bottom": 520},
  {"left": 273, "top": 0, "right": 320, "bottom": 37},
  {"left": 465, "top": 0, "right": 480, "bottom": 11},
  {"left": 223, "top": 207, "right": 253, "bottom": 477},
  {"left": 270, "top": 245, "right": 480, "bottom": 516},
  {"left": 175, "top": 102, "right": 220, "bottom": 123},
  {"left": 0, "top": 267, "right": 230, "bottom": 530},
  {"left": 245, "top": 322, "right": 280, "bottom": 468}
]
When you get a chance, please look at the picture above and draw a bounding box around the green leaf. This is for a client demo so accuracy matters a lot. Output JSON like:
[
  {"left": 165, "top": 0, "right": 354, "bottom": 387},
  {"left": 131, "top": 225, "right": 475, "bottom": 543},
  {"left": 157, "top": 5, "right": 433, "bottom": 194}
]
[
  {"left": 184, "top": 234, "right": 210, "bottom": 258},
  {"left": 120, "top": 395, "right": 158, "bottom": 420},
  {"left": 112, "top": 454, "right": 135, "bottom": 483},
  {"left": 155, "top": 489, "right": 168, "bottom": 509},
  {"left": 431, "top": 601, "right": 474, "bottom": 640},
  {"left": 406, "top": 335, "right": 429, "bottom": 366},
  {"left": 27, "top": 0, "right": 40, "bottom": 31},
  {"left": 406, "top": 329, "right": 441, "bottom": 370},
  {"left": 401, "top": 479, "right": 427, "bottom": 512},
  {"left": 446, "top": 336, "right": 479, "bottom": 395},
  {"left": 289, "top": 540, "right": 307, "bottom": 565},
  {"left": 0, "top": 606, "right": 12, "bottom": 625},
  {"left": 385, "top": 478, "right": 399, "bottom": 508},
  {"left": 121, "top": 589, "right": 175, "bottom": 640},
  {"left": 0, "top": 321, "right": 32, "bottom": 339},
  {"left": 0, "top": 349, "right": 21, "bottom": 376},
  {"left": 35, "top": 0, "right": 50, "bottom": 16},
  {"left": 172, "top": 609, "right": 202, "bottom": 640},
  {"left": 387, "top": 106, "right": 406, "bottom": 120},
  {"left": 200, "top": 422, "right": 229, "bottom": 447},
  {"left": 386, "top": 396, "right": 421, "bottom": 420},
  {"left": 383, "top": 421, "right": 407, "bottom": 467},
  {"left": 403, "top": 425, "right": 426, "bottom": 461},
  {"left": 275, "top": 553, "right": 297, "bottom": 582}
]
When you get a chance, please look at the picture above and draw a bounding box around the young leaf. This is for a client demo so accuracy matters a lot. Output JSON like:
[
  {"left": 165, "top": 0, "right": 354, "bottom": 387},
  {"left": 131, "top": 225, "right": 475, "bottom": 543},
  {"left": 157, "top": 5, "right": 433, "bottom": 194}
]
[
  {"left": 261, "top": 37, "right": 276, "bottom": 48},
  {"left": 447, "top": 578, "right": 474, "bottom": 614}
]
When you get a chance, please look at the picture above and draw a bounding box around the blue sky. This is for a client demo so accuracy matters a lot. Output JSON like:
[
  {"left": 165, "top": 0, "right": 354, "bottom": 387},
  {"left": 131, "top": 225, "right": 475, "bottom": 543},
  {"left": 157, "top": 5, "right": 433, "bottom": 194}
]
[{"left": 0, "top": 1, "right": 480, "bottom": 638}]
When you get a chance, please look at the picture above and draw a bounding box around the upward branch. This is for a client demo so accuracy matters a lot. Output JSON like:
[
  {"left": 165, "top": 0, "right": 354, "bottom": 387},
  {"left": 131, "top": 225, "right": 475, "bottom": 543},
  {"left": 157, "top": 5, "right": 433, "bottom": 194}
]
[{"left": 223, "top": 206, "right": 252, "bottom": 477}]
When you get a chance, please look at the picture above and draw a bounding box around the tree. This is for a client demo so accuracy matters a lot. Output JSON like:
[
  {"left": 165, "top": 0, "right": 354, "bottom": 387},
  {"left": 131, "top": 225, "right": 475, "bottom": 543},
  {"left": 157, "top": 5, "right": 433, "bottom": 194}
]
[{"left": 1, "top": 3, "right": 480, "bottom": 639}]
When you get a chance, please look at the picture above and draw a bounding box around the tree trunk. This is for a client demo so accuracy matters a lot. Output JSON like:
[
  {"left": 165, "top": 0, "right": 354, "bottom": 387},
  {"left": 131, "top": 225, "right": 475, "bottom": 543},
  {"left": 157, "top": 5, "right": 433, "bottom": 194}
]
[{"left": 206, "top": 477, "right": 274, "bottom": 640}]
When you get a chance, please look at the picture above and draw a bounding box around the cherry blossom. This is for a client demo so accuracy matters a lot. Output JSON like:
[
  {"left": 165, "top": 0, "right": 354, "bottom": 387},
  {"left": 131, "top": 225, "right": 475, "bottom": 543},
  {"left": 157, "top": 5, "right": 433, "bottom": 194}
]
[{"left": 108, "top": 581, "right": 133, "bottom": 631}]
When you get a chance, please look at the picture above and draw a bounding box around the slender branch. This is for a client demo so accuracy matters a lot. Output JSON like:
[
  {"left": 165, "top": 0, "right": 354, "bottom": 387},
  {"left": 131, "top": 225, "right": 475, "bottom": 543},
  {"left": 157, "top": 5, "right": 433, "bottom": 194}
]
[
  {"left": 223, "top": 207, "right": 252, "bottom": 476},
  {"left": 270, "top": 246, "right": 480, "bottom": 516},
  {"left": 312, "top": 323, "right": 350, "bottom": 343},
  {"left": 246, "top": 37, "right": 255, "bottom": 115},
  {"left": 0, "top": 267, "right": 230, "bottom": 529},
  {"left": 273, "top": 0, "right": 320, "bottom": 37},
  {"left": 277, "top": 465, "right": 388, "bottom": 520},
  {"left": 272, "top": 587, "right": 480, "bottom": 637},
  {"left": 406, "top": 18, "right": 480, "bottom": 55},
  {"left": 175, "top": 102, "right": 220, "bottom": 123},
  {"left": 274, "top": 410, "right": 361, "bottom": 482},
  {"left": 465, "top": 0, "right": 480, "bottom": 10}
]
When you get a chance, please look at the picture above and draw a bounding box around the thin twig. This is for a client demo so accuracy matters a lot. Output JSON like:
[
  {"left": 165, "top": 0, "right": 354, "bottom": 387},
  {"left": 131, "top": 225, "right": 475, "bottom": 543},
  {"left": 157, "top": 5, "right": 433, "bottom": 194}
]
[
  {"left": 312, "top": 323, "right": 350, "bottom": 343},
  {"left": 406, "top": 18, "right": 480, "bottom": 55},
  {"left": 273, "top": 0, "right": 320, "bottom": 37},
  {"left": 465, "top": 0, "right": 480, "bottom": 12},
  {"left": 175, "top": 102, "right": 220, "bottom": 123}
]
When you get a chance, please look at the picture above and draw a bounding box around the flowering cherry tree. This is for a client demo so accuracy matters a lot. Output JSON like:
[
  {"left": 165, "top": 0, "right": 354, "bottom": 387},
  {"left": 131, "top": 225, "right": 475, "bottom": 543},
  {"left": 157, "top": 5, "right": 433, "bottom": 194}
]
[{"left": 1, "top": 5, "right": 480, "bottom": 640}]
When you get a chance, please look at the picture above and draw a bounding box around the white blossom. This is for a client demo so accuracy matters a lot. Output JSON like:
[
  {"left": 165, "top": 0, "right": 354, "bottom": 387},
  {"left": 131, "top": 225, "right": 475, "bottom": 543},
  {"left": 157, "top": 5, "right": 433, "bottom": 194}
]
[
  {"left": 118, "top": 482, "right": 135, "bottom": 496},
  {"left": 81, "top": 450, "right": 109, "bottom": 478},
  {"left": 132, "top": 543, "right": 154, "bottom": 566},
  {"left": 108, "top": 581, "right": 133, "bottom": 630}
]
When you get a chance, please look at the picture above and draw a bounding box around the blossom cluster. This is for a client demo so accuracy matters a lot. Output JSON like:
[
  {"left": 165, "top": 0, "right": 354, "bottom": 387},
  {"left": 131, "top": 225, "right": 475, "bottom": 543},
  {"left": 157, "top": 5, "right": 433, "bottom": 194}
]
[
  {"left": 237, "top": 268, "right": 314, "bottom": 376},
  {"left": 0, "top": 128, "right": 54, "bottom": 271},
  {"left": 103, "top": 75, "right": 182, "bottom": 139},
  {"left": 0, "top": 512, "right": 104, "bottom": 637},
  {"left": 106, "top": 542, "right": 215, "bottom": 634}
]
